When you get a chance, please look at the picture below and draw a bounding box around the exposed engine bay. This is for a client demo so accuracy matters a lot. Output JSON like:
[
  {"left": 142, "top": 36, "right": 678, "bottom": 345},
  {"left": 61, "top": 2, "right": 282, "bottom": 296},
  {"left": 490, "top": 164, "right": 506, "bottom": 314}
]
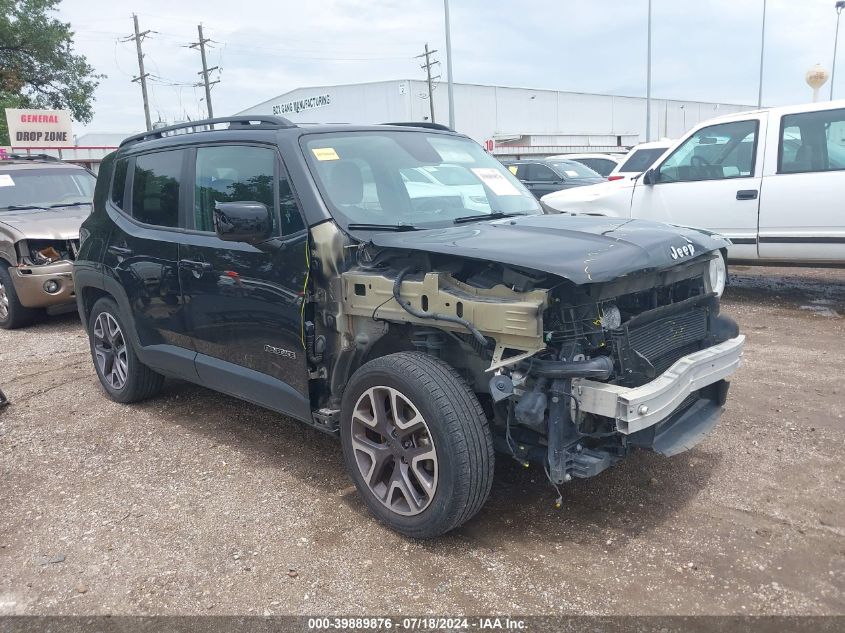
[
  {"left": 303, "top": 222, "right": 744, "bottom": 500},
  {"left": 17, "top": 238, "right": 80, "bottom": 266}
]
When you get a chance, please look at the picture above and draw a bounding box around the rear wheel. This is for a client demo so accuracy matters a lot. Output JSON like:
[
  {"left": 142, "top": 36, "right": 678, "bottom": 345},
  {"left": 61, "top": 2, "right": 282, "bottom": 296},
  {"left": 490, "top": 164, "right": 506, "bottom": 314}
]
[
  {"left": 0, "top": 266, "right": 38, "bottom": 330},
  {"left": 87, "top": 297, "right": 164, "bottom": 403},
  {"left": 341, "top": 352, "right": 494, "bottom": 538}
]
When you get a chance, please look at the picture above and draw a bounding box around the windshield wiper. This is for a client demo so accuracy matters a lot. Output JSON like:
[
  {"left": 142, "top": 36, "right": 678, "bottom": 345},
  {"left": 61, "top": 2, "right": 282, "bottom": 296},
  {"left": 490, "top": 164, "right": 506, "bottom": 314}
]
[
  {"left": 347, "top": 223, "right": 420, "bottom": 232},
  {"left": 1, "top": 205, "right": 42, "bottom": 211},
  {"left": 49, "top": 201, "right": 91, "bottom": 208},
  {"left": 453, "top": 212, "right": 526, "bottom": 224}
]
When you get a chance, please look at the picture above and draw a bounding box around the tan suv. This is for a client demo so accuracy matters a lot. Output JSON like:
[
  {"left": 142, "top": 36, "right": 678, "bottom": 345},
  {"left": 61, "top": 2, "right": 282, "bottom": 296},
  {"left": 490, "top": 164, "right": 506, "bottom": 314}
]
[{"left": 0, "top": 155, "right": 95, "bottom": 329}]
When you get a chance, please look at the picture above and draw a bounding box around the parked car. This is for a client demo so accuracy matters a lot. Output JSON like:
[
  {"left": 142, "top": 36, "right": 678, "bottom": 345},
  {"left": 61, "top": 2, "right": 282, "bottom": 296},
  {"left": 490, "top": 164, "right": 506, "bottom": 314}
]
[
  {"left": 505, "top": 158, "right": 606, "bottom": 198},
  {"left": 0, "top": 155, "right": 95, "bottom": 329},
  {"left": 74, "top": 117, "right": 743, "bottom": 537},
  {"left": 545, "top": 153, "right": 623, "bottom": 177},
  {"left": 541, "top": 100, "right": 845, "bottom": 267},
  {"left": 607, "top": 140, "right": 674, "bottom": 180}
]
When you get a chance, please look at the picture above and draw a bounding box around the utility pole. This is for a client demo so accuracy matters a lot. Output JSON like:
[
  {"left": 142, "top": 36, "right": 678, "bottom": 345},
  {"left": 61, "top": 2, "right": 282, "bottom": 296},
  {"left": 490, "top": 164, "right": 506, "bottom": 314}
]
[
  {"left": 123, "top": 14, "right": 152, "bottom": 132},
  {"left": 443, "top": 0, "right": 455, "bottom": 129},
  {"left": 645, "top": 0, "right": 652, "bottom": 142},
  {"left": 190, "top": 24, "right": 219, "bottom": 120},
  {"left": 757, "top": 0, "right": 767, "bottom": 107},
  {"left": 415, "top": 43, "right": 440, "bottom": 123}
]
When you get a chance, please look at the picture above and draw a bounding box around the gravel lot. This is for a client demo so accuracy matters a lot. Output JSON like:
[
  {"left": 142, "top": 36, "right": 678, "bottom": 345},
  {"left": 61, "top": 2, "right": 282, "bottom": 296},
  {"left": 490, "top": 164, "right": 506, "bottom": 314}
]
[{"left": 1, "top": 266, "right": 843, "bottom": 616}]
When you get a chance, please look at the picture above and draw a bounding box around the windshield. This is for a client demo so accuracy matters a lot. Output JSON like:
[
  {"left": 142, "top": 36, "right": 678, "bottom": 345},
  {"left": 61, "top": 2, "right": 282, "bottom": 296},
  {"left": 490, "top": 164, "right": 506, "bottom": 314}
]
[
  {"left": 618, "top": 147, "right": 668, "bottom": 173},
  {"left": 303, "top": 131, "right": 540, "bottom": 228},
  {"left": 547, "top": 160, "right": 602, "bottom": 179},
  {"left": 0, "top": 167, "right": 95, "bottom": 210}
]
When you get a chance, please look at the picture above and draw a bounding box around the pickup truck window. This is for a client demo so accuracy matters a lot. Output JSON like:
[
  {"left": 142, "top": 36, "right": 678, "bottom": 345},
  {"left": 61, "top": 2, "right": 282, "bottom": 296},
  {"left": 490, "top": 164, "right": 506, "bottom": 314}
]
[
  {"left": 779, "top": 107, "right": 845, "bottom": 174},
  {"left": 658, "top": 120, "right": 758, "bottom": 183}
]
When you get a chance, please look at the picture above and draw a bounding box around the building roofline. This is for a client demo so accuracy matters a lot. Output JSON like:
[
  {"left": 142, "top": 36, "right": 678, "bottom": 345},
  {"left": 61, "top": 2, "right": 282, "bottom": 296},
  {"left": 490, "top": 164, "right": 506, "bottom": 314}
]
[{"left": 235, "top": 78, "right": 756, "bottom": 113}]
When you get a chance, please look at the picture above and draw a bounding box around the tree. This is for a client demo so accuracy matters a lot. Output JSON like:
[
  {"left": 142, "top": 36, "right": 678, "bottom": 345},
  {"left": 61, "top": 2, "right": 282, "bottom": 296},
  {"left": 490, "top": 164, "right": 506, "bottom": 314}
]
[{"left": 0, "top": 0, "right": 102, "bottom": 144}]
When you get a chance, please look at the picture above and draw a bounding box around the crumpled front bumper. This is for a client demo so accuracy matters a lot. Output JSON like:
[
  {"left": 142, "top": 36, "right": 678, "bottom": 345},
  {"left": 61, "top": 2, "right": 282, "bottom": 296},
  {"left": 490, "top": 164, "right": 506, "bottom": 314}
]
[
  {"left": 7, "top": 261, "right": 76, "bottom": 308},
  {"left": 572, "top": 335, "right": 745, "bottom": 435}
]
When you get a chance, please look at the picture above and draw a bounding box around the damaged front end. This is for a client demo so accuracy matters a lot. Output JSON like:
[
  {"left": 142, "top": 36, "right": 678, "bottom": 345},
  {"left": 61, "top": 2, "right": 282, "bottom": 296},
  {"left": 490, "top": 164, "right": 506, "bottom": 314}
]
[
  {"left": 305, "top": 223, "right": 743, "bottom": 495},
  {"left": 7, "top": 238, "right": 80, "bottom": 309},
  {"left": 488, "top": 254, "right": 744, "bottom": 496}
]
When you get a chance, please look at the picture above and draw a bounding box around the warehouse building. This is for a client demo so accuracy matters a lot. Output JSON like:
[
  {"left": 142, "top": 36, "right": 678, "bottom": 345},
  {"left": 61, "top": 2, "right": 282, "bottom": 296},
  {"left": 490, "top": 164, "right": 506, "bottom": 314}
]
[{"left": 236, "top": 80, "right": 754, "bottom": 158}]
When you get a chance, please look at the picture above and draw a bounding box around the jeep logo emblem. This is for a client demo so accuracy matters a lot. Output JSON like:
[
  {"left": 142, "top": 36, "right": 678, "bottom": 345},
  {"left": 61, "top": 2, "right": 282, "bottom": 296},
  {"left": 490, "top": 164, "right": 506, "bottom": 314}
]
[{"left": 670, "top": 243, "right": 695, "bottom": 260}]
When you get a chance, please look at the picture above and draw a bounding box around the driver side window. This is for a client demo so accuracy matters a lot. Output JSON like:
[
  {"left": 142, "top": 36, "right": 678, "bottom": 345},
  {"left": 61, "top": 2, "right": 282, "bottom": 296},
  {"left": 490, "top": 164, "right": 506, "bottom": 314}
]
[{"left": 657, "top": 120, "right": 758, "bottom": 183}]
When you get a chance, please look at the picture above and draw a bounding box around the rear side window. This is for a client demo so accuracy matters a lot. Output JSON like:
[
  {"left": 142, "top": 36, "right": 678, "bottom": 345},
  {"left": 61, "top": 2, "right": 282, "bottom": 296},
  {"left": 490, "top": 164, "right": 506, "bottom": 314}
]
[
  {"left": 525, "top": 164, "right": 558, "bottom": 181},
  {"left": 577, "top": 158, "right": 616, "bottom": 176},
  {"left": 111, "top": 158, "right": 128, "bottom": 208},
  {"left": 779, "top": 107, "right": 845, "bottom": 174},
  {"left": 131, "top": 150, "right": 184, "bottom": 227}
]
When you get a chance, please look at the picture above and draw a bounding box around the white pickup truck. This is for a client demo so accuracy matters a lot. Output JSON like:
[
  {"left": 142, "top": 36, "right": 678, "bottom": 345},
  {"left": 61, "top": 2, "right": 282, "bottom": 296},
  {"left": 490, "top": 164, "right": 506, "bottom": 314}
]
[{"left": 542, "top": 100, "right": 845, "bottom": 266}]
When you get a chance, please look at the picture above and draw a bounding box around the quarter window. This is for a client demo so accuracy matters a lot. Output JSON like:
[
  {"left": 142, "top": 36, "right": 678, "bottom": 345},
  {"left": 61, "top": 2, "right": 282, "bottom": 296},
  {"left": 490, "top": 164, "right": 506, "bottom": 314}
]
[
  {"left": 111, "top": 158, "right": 128, "bottom": 208},
  {"left": 779, "top": 107, "right": 845, "bottom": 174},
  {"left": 658, "top": 120, "right": 758, "bottom": 183},
  {"left": 131, "top": 150, "right": 184, "bottom": 227}
]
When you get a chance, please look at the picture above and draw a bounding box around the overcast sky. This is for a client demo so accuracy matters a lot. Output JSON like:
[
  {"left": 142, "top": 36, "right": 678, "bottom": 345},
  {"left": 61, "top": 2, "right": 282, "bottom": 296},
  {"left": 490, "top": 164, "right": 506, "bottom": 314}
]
[{"left": 57, "top": 0, "right": 845, "bottom": 136}]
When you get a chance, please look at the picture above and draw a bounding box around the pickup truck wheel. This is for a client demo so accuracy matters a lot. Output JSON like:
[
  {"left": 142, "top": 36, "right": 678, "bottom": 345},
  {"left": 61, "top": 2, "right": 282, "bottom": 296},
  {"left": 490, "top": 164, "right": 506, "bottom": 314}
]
[
  {"left": 0, "top": 266, "right": 38, "bottom": 330},
  {"left": 88, "top": 297, "right": 164, "bottom": 403},
  {"left": 341, "top": 352, "right": 494, "bottom": 538}
]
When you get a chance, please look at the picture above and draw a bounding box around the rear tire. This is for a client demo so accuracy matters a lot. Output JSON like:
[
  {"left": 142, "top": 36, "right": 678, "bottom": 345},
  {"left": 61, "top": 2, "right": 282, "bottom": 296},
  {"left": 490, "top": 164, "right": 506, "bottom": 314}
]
[
  {"left": 87, "top": 297, "right": 164, "bottom": 403},
  {"left": 0, "top": 265, "right": 38, "bottom": 330},
  {"left": 340, "top": 352, "right": 494, "bottom": 538}
]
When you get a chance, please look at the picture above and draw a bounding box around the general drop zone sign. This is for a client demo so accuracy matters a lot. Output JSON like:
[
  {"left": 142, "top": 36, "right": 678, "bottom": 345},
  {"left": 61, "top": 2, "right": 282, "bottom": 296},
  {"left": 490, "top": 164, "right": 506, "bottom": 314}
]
[{"left": 5, "top": 109, "right": 74, "bottom": 147}]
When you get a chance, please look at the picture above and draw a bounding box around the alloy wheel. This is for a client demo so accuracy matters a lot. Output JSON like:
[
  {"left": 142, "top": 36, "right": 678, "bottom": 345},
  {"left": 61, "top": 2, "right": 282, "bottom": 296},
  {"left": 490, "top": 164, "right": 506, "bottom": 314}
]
[
  {"left": 93, "top": 312, "right": 129, "bottom": 390},
  {"left": 350, "top": 386, "right": 438, "bottom": 516},
  {"left": 0, "top": 280, "right": 8, "bottom": 321}
]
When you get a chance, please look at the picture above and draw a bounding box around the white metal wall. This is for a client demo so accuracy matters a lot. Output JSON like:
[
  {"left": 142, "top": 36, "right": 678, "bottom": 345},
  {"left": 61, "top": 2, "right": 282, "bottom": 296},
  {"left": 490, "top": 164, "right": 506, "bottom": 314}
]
[{"left": 237, "top": 80, "right": 754, "bottom": 145}]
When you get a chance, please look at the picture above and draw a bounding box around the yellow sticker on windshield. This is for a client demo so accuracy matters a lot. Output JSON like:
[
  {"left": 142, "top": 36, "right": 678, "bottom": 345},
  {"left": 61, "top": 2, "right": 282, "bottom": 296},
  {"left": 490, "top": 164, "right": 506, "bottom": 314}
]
[
  {"left": 312, "top": 147, "right": 340, "bottom": 161},
  {"left": 507, "top": 165, "right": 518, "bottom": 175}
]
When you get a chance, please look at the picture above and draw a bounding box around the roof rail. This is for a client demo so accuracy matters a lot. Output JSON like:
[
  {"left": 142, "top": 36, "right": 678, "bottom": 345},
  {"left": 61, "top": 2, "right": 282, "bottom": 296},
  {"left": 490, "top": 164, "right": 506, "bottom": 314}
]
[
  {"left": 381, "top": 121, "right": 454, "bottom": 132},
  {"left": 2, "top": 153, "right": 62, "bottom": 162},
  {"left": 119, "top": 115, "right": 296, "bottom": 147}
]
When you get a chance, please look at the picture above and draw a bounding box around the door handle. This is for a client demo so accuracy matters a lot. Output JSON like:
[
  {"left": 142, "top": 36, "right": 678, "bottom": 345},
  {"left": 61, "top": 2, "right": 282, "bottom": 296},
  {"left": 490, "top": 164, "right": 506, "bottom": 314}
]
[
  {"left": 736, "top": 189, "right": 759, "bottom": 200},
  {"left": 107, "top": 245, "right": 133, "bottom": 256},
  {"left": 179, "top": 259, "right": 213, "bottom": 272}
]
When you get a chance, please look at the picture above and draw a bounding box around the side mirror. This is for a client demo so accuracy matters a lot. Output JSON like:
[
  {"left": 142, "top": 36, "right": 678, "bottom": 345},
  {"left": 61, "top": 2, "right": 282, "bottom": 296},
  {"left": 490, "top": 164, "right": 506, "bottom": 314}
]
[
  {"left": 213, "top": 201, "right": 272, "bottom": 244},
  {"left": 642, "top": 168, "right": 657, "bottom": 185}
]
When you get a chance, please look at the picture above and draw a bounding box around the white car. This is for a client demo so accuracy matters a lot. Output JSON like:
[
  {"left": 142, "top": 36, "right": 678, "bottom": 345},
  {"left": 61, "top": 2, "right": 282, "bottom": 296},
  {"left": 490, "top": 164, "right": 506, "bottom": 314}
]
[
  {"left": 541, "top": 100, "right": 845, "bottom": 267},
  {"left": 545, "top": 153, "right": 623, "bottom": 177},
  {"left": 607, "top": 140, "right": 674, "bottom": 180},
  {"left": 402, "top": 165, "right": 490, "bottom": 213}
]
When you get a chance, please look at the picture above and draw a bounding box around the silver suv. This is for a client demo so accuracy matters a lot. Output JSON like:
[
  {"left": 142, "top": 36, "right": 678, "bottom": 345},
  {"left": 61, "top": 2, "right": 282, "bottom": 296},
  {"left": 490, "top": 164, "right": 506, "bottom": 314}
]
[{"left": 0, "top": 155, "right": 95, "bottom": 329}]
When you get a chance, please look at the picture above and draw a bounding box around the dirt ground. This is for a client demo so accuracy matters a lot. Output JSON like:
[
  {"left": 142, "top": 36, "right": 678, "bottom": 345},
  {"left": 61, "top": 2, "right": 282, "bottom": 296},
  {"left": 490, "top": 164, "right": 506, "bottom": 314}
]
[{"left": 0, "top": 266, "right": 843, "bottom": 616}]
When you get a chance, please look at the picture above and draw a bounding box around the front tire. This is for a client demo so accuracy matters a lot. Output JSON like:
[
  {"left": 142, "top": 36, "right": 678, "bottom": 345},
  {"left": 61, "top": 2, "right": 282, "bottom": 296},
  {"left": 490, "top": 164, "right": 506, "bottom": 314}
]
[
  {"left": 87, "top": 297, "right": 164, "bottom": 403},
  {"left": 0, "top": 266, "right": 38, "bottom": 330},
  {"left": 341, "top": 352, "right": 494, "bottom": 538}
]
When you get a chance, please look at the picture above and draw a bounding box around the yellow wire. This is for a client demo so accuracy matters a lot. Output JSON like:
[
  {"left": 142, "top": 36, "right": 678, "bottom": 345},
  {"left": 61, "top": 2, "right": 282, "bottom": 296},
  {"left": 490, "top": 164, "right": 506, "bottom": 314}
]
[{"left": 300, "top": 233, "right": 310, "bottom": 348}]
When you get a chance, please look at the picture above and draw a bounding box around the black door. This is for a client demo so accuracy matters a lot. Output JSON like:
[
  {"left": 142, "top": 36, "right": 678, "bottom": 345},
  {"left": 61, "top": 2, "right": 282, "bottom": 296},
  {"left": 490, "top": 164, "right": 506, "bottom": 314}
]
[
  {"left": 178, "top": 144, "right": 311, "bottom": 415},
  {"left": 102, "top": 150, "right": 194, "bottom": 367}
]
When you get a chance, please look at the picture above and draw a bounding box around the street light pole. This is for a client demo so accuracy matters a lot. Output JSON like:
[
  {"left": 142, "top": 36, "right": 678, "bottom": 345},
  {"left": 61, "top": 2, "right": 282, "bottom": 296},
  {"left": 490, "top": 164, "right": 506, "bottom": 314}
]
[
  {"left": 645, "top": 0, "right": 652, "bottom": 142},
  {"left": 832, "top": 1, "right": 845, "bottom": 100},
  {"left": 758, "top": 0, "right": 767, "bottom": 107},
  {"left": 444, "top": 0, "right": 456, "bottom": 129}
]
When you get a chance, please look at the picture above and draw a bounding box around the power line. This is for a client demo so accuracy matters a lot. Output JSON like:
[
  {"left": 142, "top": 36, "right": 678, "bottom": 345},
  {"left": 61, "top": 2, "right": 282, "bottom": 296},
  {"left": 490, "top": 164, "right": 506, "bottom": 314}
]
[
  {"left": 415, "top": 43, "right": 441, "bottom": 123},
  {"left": 120, "top": 14, "right": 153, "bottom": 132}
]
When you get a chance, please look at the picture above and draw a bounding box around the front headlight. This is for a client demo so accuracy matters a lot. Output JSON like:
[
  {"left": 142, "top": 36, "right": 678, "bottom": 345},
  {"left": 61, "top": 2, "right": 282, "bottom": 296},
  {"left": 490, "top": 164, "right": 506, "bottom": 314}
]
[{"left": 708, "top": 252, "right": 727, "bottom": 297}]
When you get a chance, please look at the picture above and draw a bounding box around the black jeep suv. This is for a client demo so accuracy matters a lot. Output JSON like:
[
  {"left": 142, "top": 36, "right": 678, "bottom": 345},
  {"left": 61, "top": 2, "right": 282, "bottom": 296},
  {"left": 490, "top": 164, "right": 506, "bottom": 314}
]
[{"left": 74, "top": 116, "right": 744, "bottom": 537}]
